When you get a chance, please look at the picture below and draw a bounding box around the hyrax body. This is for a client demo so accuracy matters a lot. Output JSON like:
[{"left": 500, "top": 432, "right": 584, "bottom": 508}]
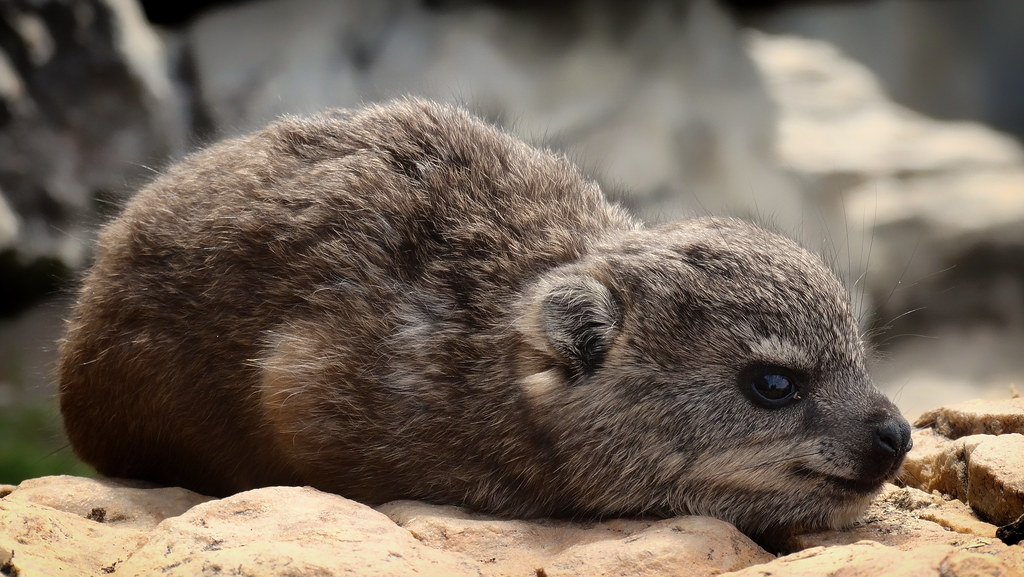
[{"left": 59, "top": 99, "right": 911, "bottom": 540}]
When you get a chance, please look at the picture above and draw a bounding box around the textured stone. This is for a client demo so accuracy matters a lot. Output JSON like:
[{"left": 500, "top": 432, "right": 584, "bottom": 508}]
[
  {"left": 0, "top": 477, "right": 776, "bottom": 577},
  {"left": 915, "top": 398, "right": 1024, "bottom": 438},
  {"left": 966, "top": 434, "right": 1024, "bottom": 526},
  {"left": 901, "top": 428, "right": 990, "bottom": 501},
  {"left": 792, "top": 485, "right": 999, "bottom": 551},
  {"left": 115, "top": 487, "right": 480, "bottom": 577},
  {"left": 901, "top": 403, "right": 1024, "bottom": 530},
  {"left": 4, "top": 474, "right": 212, "bottom": 529},
  {"left": 0, "top": 475, "right": 200, "bottom": 576},
  {"left": 381, "top": 500, "right": 773, "bottom": 577},
  {"left": 4, "top": 468, "right": 1024, "bottom": 577},
  {"left": 722, "top": 542, "right": 1024, "bottom": 577},
  {"left": 939, "top": 550, "right": 1024, "bottom": 577},
  {"left": 722, "top": 542, "right": 942, "bottom": 577},
  {"left": 916, "top": 499, "right": 998, "bottom": 539}
]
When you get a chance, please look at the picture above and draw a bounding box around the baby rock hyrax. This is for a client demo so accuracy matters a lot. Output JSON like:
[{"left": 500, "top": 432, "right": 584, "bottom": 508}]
[{"left": 59, "top": 98, "right": 912, "bottom": 542}]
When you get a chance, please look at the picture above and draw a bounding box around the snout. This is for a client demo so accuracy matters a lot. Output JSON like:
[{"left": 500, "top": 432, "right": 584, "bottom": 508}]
[
  {"left": 859, "top": 410, "right": 913, "bottom": 483},
  {"left": 873, "top": 415, "right": 913, "bottom": 458}
]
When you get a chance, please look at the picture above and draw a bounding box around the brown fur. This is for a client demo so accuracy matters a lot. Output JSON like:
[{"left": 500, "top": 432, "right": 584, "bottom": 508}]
[{"left": 59, "top": 98, "right": 910, "bottom": 541}]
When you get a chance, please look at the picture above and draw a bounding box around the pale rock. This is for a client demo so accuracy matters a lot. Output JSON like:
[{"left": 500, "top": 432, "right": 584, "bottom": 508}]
[
  {"left": 380, "top": 500, "right": 773, "bottom": 577},
  {"left": 5, "top": 474, "right": 212, "bottom": 530},
  {"left": 940, "top": 550, "right": 1024, "bottom": 577},
  {"left": 901, "top": 401, "right": 1024, "bottom": 530},
  {"left": 901, "top": 428, "right": 990, "bottom": 501},
  {"left": 915, "top": 398, "right": 1024, "bottom": 438},
  {"left": 722, "top": 541, "right": 1024, "bottom": 577},
  {"left": 3, "top": 451, "right": 1024, "bottom": 577},
  {"left": 848, "top": 171, "right": 1024, "bottom": 238},
  {"left": 115, "top": 486, "right": 480, "bottom": 577},
  {"left": 966, "top": 434, "right": 1024, "bottom": 526},
  {"left": 1, "top": 497, "right": 128, "bottom": 576},
  {"left": 792, "top": 485, "right": 999, "bottom": 551},
  {"left": 2, "top": 478, "right": 777, "bottom": 577},
  {"left": 722, "top": 542, "right": 947, "bottom": 577},
  {"left": 917, "top": 499, "right": 999, "bottom": 539},
  {"left": 0, "top": 475, "right": 207, "bottom": 577}
]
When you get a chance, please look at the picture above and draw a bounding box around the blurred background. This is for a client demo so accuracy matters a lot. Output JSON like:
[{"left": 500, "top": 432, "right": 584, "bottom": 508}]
[{"left": 1, "top": 0, "right": 1022, "bottom": 485}]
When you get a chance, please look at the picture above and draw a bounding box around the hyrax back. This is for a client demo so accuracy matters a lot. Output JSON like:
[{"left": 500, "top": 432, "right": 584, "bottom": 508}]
[{"left": 59, "top": 98, "right": 911, "bottom": 539}]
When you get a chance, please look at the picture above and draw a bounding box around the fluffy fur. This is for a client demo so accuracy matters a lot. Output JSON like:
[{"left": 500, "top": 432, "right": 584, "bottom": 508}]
[{"left": 59, "top": 98, "right": 910, "bottom": 543}]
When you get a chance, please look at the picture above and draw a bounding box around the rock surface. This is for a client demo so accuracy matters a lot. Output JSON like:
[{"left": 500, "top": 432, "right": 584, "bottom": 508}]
[
  {"left": 114, "top": 487, "right": 481, "bottom": 577},
  {"left": 916, "top": 398, "right": 1024, "bottom": 438},
  {"left": 965, "top": 434, "right": 1024, "bottom": 527},
  {"left": 0, "top": 476, "right": 769, "bottom": 577},
  {"left": 723, "top": 541, "right": 1024, "bottom": 577},
  {"left": 3, "top": 400, "right": 1024, "bottom": 577},
  {"left": 380, "top": 500, "right": 772, "bottom": 577},
  {"left": 902, "top": 397, "right": 1024, "bottom": 529},
  {"left": 0, "top": 476, "right": 210, "bottom": 576}
]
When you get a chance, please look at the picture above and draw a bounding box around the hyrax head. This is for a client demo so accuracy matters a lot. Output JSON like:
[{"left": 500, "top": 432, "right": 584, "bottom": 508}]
[{"left": 516, "top": 217, "right": 911, "bottom": 539}]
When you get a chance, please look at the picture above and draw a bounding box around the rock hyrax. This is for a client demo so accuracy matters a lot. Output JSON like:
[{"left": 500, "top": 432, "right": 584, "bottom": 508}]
[{"left": 59, "top": 98, "right": 912, "bottom": 541}]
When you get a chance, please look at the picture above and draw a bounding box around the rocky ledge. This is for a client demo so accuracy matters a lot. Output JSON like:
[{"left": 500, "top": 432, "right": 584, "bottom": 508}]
[{"left": 2, "top": 397, "right": 1022, "bottom": 577}]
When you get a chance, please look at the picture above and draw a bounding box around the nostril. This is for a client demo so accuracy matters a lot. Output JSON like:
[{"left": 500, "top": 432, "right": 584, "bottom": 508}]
[
  {"left": 875, "top": 426, "right": 898, "bottom": 456},
  {"left": 874, "top": 418, "right": 911, "bottom": 457}
]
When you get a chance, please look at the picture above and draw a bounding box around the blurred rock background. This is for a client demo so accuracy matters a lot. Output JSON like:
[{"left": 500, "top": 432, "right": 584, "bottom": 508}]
[{"left": 1, "top": 0, "right": 1022, "bottom": 484}]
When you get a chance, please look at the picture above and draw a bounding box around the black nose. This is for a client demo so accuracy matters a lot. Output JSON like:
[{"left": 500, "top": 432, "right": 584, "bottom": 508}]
[{"left": 874, "top": 416, "right": 913, "bottom": 457}]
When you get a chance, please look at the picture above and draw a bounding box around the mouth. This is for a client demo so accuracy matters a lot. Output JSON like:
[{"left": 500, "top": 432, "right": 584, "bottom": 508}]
[{"left": 793, "top": 464, "right": 896, "bottom": 497}]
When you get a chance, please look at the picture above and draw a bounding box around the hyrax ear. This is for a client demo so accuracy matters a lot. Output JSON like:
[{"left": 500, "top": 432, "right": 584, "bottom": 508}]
[{"left": 524, "top": 274, "right": 622, "bottom": 377}]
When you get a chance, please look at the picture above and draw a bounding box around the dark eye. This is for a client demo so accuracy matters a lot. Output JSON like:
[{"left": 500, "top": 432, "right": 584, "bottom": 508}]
[
  {"left": 757, "top": 373, "right": 793, "bottom": 399},
  {"left": 739, "top": 364, "right": 803, "bottom": 409}
]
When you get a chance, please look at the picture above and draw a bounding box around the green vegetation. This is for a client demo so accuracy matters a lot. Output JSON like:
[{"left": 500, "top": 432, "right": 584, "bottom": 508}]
[{"left": 0, "top": 403, "right": 94, "bottom": 485}]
